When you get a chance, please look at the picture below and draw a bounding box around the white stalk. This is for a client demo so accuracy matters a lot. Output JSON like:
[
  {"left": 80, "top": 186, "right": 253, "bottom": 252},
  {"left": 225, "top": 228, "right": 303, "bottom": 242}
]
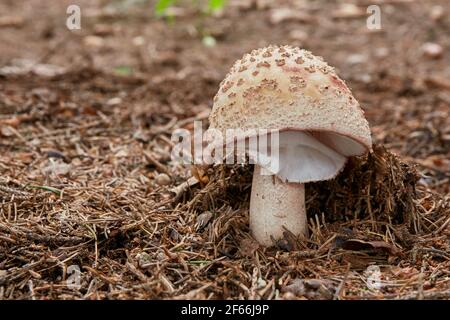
[{"left": 249, "top": 165, "right": 308, "bottom": 246}]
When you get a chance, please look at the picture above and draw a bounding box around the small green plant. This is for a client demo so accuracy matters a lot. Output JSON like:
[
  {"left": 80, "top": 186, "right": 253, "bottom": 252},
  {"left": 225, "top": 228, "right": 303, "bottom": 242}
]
[
  {"left": 155, "top": 0, "right": 177, "bottom": 17},
  {"left": 113, "top": 65, "right": 133, "bottom": 76},
  {"left": 155, "top": 0, "right": 226, "bottom": 17},
  {"left": 207, "top": 0, "right": 225, "bottom": 12}
]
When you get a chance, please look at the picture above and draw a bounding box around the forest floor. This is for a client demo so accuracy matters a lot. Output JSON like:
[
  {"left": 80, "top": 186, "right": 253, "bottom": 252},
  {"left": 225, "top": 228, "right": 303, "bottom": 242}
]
[{"left": 0, "top": 0, "right": 449, "bottom": 299}]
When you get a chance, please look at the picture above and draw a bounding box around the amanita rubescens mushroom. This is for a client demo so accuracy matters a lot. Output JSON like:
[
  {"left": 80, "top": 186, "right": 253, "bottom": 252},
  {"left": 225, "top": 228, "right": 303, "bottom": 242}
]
[{"left": 208, "top": 45, "right": 372, "bottom": 246}]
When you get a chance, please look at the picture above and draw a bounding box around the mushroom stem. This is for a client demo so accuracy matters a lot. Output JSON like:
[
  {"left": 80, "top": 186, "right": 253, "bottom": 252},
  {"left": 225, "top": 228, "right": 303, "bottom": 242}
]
[{"left": 249, "top": 165, "right": 308, "bottom": 246}]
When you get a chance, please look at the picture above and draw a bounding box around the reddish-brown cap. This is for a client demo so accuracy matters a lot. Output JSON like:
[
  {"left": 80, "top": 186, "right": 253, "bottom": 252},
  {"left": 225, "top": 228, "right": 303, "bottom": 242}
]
[{"left": 209, "top": 45, "right": 372, "bottom": 154}]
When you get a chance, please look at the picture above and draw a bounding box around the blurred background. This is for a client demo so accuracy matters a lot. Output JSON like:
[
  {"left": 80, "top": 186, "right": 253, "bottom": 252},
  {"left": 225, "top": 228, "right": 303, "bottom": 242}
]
[{"left": 1, "top": 0, "right": 448, "bottom": 190}]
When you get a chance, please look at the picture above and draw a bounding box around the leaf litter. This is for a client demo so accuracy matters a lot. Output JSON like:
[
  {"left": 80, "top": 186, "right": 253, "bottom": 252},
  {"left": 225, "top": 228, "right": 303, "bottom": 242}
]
[{"left": 0, "top": 0, "right": 449, "bottom": 300}]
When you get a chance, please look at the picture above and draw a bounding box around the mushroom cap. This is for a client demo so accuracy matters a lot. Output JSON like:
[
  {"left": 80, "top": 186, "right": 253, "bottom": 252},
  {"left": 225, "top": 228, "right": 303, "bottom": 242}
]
[{"left": 209, "top": 45, "right": 372, "bottom": 153}]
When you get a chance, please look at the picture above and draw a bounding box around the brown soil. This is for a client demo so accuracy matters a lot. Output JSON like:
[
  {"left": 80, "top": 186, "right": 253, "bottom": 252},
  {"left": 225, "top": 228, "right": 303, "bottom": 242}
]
[{"left": 0, "top": 0, "right": 449, "bottom": 299}]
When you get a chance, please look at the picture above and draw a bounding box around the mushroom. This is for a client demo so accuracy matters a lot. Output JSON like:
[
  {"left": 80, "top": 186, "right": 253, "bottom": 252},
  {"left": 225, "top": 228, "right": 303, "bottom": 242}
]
[{"left": 208, "top": 45, "right": 372, "bottom": 246}]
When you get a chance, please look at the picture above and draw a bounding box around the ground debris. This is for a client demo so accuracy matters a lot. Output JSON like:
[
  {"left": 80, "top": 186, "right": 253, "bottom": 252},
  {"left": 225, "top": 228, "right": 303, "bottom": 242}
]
[{"left": 0, "top": 0, "right": 449, "bottom": 300}]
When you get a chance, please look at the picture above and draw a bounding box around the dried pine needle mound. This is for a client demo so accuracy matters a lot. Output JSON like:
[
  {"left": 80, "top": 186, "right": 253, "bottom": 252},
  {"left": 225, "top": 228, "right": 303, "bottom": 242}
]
[
  {"left": 181, "top": 144, "right": 445, "bottom": 243},
  {"left": 306, "top": 144, "right": 419, "bottom": 226}
]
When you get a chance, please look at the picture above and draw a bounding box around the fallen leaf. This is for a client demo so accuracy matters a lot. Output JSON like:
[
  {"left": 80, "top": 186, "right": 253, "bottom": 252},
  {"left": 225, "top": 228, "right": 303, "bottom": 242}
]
[
  {"left": 83, "top": 35, "right": 105, "bottom": 48},
  {"left": 239, "top": 238, "right": 260, "bottom": 257},
  {"left": 419, "top": 156, "right": 450, "bottom": 172},
  {"left": 289, "top": 29, "right": 308, "bottom": 42},
  {"left": 429, "top": 5, "right": 445, "bottom": 22},
  {"left": 81, "top": 105, "right": 98, "bottom": 116},
  {"left": 422, "top": 42, "right": 443, "bottom": 59},
  {"left": 191, "top": 165, "right": 210, "bottom": 186},
  {"left": 342, "top": 252, "right": 386, "bottom": 269},
  {"left": 332, "top": 3, "right": 366, "bottom": 19},
  {"left": 196, "top": 211, "right": 214, "bottom": 230},
  {"left": 269, "top": 8, "right": 313, "bottom": 24},
  {"left": 41, "top": 159, "right": 71, "bottom": 176},
  {"left": 282, "top": 278, "right": 336, "bottom": 300},
  {"left": 0, "top": 125, "right": 15, "bottom": 137},
  {"left": 0, "top": 15, "right": 24, "bottom": 28},
  {"left": 424, "top": 76, "right": 450, "bottom": 91},
  {"left": 137, "top": 252, "right": 152, "bottom": 268},
  {"left": 274, "top": 229, "right": 300, "bottom": 251},
  {"left": 16, "top": 152, "right": 34, "bottom": 164},
  {"left": 45, "top": 150, "right": 66, "bottom": 160},
  {"left": 340, "top": 239, "right": 401, "bottom": 256},
  {"left": 0, "top": 117, "right": 21, "bottom": 128},
  {"left": 155, "top": 173, "right": 172, "bottom": 186},
  {"left": 0, "top": 59, "right": 65, "bottom": 77},
  {"left": 93, "top": 23, "right": 115, "bottom": 36},
  {"left": 106, "top": 97, "right": 122, "bottom": 106},
  {"left": 390, "top": 266, "right": 419, "bottom": 279}
]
